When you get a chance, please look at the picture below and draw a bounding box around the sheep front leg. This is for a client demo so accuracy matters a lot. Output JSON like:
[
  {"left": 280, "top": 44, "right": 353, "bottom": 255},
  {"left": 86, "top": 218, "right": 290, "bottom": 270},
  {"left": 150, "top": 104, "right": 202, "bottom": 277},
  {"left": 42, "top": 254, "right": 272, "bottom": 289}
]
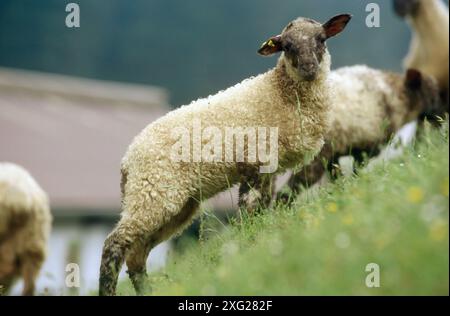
[
  {"left": 276, "top": 158, "right": 327, "bottom": 206},
  {"left": 350, "top": 147, "right": 380, "bottom": 174},
  {"left": 277, "top": 145, "right": 335, "bottom": 206},
  {"left": 238, "top": 172, "right": 274, "bottom": 214}
]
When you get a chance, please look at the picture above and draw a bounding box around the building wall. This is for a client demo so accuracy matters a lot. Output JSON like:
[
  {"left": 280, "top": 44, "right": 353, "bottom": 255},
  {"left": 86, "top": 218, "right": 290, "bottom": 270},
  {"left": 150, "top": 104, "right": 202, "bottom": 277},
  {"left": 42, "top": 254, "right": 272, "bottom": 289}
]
[{"left": 0, "top": 67, "right": 169, "bottom": 214}]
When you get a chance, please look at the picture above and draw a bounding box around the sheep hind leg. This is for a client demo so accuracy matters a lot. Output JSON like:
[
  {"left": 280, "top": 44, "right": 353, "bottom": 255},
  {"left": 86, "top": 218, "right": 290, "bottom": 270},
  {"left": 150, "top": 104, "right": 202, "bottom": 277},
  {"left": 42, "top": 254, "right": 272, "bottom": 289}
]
[
  {"left": 125, "top": 241, "right": 152, "bottom": 296},
  {"left": 99, "top": 217, "right": 140, "bottom": 296},
  {"left": 125, "top": 197, "right": 200, "bottom": 296},
  {"left": 0, "top": 277, "right": 14, "bottom": 296},
  {"left": 21, "top": 251, "right": 44, "bottom": 296}
]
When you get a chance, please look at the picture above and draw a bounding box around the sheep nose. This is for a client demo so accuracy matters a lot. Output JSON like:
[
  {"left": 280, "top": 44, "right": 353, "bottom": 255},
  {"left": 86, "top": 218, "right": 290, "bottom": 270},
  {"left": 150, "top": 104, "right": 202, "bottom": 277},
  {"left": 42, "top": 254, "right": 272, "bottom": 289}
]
[{"left": 301, "top": 63, "right": 315, "bottom": 72}]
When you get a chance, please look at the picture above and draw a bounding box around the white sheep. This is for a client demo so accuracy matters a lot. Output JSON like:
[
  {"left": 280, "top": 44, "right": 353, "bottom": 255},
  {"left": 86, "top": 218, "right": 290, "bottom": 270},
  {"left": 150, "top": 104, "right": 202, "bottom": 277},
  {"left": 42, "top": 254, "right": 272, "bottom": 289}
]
[
  {"left": 0, "top": 162, "right": 52, "bottom": 296},
  {"left": 274, "top": 66, "right": 441, "bottom": 204},
  {"left": 99, "top": 14, "right": 352, "bottom": 296},
  {"left": 393, "top": 0, "right": 449, "bottom": 106}
]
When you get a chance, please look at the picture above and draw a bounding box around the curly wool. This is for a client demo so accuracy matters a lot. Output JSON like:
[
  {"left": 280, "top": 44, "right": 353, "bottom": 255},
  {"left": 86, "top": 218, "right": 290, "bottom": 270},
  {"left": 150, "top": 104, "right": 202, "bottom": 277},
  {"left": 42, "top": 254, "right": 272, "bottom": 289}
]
[
  {"left": 120, "top": 53, "right": 332, "bottom": 234},
  {"left": 326, "top": 65, "right": 426, "bottom": 153},
  {"left": 278, "top": 65, "right": 440, "bottom": 201},
  {"left": 0, "top": 163, "right": 52, "bottom": 296}
]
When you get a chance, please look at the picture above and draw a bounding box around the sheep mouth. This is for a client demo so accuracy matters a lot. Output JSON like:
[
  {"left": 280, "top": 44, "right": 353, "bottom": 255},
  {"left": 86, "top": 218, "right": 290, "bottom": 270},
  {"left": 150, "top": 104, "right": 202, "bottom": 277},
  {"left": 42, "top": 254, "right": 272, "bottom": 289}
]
[{"left": 298, "top": 69, "right": 318, "bottom": 82}]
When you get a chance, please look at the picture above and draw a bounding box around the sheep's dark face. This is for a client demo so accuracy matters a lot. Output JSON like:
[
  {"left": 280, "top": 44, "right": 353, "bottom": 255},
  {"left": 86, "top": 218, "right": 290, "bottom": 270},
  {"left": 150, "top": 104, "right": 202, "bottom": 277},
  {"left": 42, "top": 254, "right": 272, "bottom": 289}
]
[
  {"left": 393, "top": 0, "right": 421, "bottom": 17},
  {"left": 280, "top": 19, "right": 328, "bottom": 81},
  {"left": 405, "top": 69, "right": 444, "bottom": 124},
  {"left": 258, "top": 14, "right": 352, "bottom": 82}
]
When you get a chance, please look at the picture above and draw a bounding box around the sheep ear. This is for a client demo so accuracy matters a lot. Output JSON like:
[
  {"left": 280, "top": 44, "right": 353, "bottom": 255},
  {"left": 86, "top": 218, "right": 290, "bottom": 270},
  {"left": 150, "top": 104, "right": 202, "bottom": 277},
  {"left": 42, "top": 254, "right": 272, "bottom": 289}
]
[
  {"left": 322, "top": 14, "right": 352, "bottom": 39},
  {"left": 258, "top": 35, "right": 282, "bottom": 56},
  {"left": 405, "top": 68, "right": 423, "bottom": 90}
]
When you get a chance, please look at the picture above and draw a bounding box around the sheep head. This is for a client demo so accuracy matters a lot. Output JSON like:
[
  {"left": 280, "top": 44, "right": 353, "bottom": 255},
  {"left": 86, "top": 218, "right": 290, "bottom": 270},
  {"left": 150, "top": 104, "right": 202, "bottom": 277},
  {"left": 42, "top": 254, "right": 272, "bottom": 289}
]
[
  {"left": 393, "top": 0, "right": 421, "bottom": 17},
  {"left": 258, "top": 14, "right": 352, "bottom": 82},
  {"left": 405, "top": 69, "right": 445, "bottom": 124}
]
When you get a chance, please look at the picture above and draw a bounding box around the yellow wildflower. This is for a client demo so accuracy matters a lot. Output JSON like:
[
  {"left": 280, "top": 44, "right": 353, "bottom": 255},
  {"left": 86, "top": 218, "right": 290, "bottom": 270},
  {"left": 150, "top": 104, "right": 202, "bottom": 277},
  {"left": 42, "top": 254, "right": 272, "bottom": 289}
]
[
  {"left": 407, "top": 186, "right": 424, "bottom": 203},
  {"left": 341, "top": 214, "right": 354, "bottom": 226},
  {"left": 326, "top": 202, "right": 338, "bottom": 213},
  {"left": 172, "top": 283, "right": 186, "bottom": 296},
  {"left": 429, "top": 220, "right": 448, "bottom": 242}
]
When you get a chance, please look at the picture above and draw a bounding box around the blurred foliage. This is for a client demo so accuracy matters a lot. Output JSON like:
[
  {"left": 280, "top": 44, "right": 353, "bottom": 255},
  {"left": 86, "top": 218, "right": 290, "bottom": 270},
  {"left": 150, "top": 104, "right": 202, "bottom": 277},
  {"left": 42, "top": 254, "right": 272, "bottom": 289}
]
[
  {"left": 117, "top": 122, "right": 449, "bottom": 295},
  {"left": 0, "top": 0, "right": 416, "bottom": 106}
]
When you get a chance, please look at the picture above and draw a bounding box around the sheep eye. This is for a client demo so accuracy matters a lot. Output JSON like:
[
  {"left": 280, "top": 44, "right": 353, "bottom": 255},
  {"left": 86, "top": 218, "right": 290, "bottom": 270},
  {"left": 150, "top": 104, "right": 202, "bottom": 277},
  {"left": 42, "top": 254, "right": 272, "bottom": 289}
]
[{"left": 317, "top": 35, "right": 326, "bottom": 44}]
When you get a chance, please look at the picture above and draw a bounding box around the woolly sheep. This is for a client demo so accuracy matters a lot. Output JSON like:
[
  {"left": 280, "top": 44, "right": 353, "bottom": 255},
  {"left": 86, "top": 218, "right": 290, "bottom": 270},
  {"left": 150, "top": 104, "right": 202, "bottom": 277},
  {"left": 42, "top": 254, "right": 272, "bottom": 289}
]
[
  {"left": 0, "top": 162, "right": 52, "bottom": 296},
  {"left": 393, "top": 0, "right": 449, "bottom": 106},
  {"left": 274, "top": 66, "right": 441, "bottom": 204},
  {"left": 99, "top": 14, "right": 352, "bottom": 296}
]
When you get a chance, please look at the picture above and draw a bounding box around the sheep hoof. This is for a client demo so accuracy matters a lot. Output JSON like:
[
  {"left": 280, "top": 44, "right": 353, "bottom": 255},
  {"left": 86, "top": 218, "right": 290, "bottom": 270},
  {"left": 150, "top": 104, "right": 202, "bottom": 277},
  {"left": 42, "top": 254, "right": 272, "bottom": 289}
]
[
  {"left": 276, "top": 191, "right": 295, "bottom": 207},
  {"left": 127, "top": 270, "right": 151, "bottom": 296},
  {"left": 99, "top": 274, "right": 117, "bottom": 296}
]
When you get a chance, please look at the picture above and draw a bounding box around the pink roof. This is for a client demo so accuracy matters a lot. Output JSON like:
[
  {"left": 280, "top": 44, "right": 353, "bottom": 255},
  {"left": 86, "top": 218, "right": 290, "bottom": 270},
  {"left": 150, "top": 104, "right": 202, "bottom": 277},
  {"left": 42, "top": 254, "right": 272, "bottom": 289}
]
[{"left": 0, "top": 67, "right": 169, "bottom": 214}]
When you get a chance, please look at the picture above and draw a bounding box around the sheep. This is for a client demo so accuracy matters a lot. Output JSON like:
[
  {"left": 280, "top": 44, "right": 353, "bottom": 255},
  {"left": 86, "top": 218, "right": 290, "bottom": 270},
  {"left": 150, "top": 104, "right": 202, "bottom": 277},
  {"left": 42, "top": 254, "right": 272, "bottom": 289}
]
[
  {"left": 99, "top": 14, "right": 353, "bottom": 296},
  {"left": 0, "top": 162, "right": 52, "bottom": 296},
  {"left": 393, "top": 0, "right": 449, "bottom": 107},
  {"left": 274, "top": 66, "right": 441, "bottom": 205}
]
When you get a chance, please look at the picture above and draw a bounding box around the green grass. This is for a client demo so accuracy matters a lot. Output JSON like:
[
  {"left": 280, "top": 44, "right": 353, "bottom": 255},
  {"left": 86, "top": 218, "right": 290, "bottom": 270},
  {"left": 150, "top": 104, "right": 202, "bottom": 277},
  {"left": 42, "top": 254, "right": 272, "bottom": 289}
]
[{"left": 118, "top": 122, "right": 449, "bottom": 296}]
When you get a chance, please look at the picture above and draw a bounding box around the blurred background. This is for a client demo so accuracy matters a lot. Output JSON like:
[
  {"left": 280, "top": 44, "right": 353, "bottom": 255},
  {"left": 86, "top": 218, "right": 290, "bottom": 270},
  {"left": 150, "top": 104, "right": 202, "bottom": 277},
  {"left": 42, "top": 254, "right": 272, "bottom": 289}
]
[{"left": 0, "top": 0, "right": 443, "bottom": 295}]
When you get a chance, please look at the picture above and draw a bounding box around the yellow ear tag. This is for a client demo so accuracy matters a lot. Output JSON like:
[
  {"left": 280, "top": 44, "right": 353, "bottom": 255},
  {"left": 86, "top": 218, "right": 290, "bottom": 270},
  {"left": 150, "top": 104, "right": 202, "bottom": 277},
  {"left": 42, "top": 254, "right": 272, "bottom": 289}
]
[{"left": 261, "top": 39, "right": 275, "bottom": 48}]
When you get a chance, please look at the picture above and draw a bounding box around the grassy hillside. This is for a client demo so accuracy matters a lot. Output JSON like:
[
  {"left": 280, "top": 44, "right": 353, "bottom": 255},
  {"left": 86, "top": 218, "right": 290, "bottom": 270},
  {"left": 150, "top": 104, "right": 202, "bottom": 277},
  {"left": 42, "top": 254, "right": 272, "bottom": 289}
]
[{"left": 117, "top": 122, "right": 449, "bottom": 296}]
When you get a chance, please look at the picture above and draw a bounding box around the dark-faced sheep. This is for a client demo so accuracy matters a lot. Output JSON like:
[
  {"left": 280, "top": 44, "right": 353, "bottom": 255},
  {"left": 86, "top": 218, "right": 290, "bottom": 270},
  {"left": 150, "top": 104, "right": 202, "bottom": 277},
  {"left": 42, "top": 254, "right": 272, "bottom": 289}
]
[
  {"left": 274, "top": 66, "right": 441, "bottom": 205},
  {"left": 393, "top": 0, "right": 449, "bottom": 107},
  {"left": 99, "top": 14, "right": 352, "bottom": 296}
]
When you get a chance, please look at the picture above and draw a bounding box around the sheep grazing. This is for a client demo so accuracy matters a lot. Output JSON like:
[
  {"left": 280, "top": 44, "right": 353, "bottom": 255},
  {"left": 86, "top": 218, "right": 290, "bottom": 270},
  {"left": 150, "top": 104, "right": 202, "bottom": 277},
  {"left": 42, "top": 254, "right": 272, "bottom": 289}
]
[
  {"left": 99, "top": 14, "right": 352, "bottom": 296},
  {"left": 0, "top": 162, "right": 52, "bottom": 296},
  {"left": 393, "top": 0, "right": 449, "bottom": 107},
  {"left": 276, "top": 66, "right": 441, "bottom": 205}
]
